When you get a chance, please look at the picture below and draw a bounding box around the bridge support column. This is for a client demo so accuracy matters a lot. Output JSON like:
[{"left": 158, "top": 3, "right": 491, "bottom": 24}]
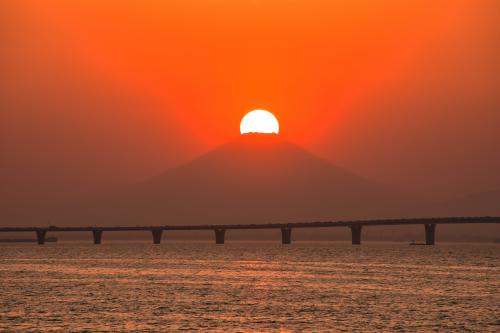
[
  {"left": 92, "top": 230, "right": 103, "bottom": 244},
  {"left": 36, "top": 229, "right": 47, "bottom": 245},
  {"left": 214, "top": 229, "right": 226, "bottom": 244},
  {"left": 350, "top": 225, "right": 362, "bottom": 245},
  {"left": 281, "top": 226, "right": 292, "bottom": 244},
  {"left": 152, "top": 229, "right": 163, "bottom": 244},
  {"left": 424, "top": 224, "right": 436, "bottom": 245}
]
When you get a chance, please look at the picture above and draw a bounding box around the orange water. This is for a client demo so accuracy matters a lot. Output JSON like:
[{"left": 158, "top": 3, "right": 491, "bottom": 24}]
[{"left": 1, "top": 242, "right": 499, "bottom": 331}]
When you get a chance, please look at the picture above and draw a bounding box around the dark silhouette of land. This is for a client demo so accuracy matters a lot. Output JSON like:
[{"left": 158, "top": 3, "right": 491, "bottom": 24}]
[
  {"left": 439, "top": 190, "right": 500, "bottom": 215},
  {"left": 58, "top": 135, "right": 427, "bottom": 224}
]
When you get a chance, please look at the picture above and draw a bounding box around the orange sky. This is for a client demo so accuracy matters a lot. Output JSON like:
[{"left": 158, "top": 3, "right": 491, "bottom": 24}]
[{"left": 2, "top": 0, "right": 500, "bottom": 203}]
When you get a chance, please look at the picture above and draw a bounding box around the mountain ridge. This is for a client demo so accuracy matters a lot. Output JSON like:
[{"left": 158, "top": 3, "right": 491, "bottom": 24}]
[{"left": 70, "top": 135, "right": 428, "bottom": 226}]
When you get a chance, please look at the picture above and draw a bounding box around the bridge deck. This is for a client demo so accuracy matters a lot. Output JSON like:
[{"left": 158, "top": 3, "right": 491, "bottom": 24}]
[{"left": 1, "top": 216, "right": 499, "bottom": 232}]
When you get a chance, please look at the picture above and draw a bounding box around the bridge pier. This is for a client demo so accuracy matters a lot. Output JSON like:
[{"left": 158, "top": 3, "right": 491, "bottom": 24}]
[
  {"left": 214, "top": 228, "right": 226, "bottom": 244},
  {"left": 350, "top": 225, "right": 362, "bottom": 245},
  {"left": 152, "top": 228, "right": 163, "bottom": 244},
  {"left": 92, "top": 230, "right": 103, "bottom": 244},
  {"left": 36, "top": 229, "right": 47, "bottom": 245},
  {"left": 424, "top": 224, "right": 436, "bottom": 245},
  {"left": 281, "top": 226, "right": 292, "bottom": 244}
]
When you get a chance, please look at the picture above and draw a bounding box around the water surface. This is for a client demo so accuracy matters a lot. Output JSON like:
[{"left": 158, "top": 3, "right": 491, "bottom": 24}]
[{"left": 1, "top": 242, "right": 499, "bottom": 332}]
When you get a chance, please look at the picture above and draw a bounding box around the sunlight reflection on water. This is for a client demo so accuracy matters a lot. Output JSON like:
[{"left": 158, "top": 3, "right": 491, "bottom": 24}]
[{"left": 0, "top": 242, "right": 499, "bottom": 332}]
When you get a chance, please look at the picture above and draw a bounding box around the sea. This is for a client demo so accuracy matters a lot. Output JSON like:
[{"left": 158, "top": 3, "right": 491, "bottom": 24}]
[{"left": 0, "top": 241, "right": 499, "bottom": 332}]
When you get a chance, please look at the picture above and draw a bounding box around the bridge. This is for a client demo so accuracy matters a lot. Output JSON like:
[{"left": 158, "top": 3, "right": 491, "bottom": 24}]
[{"left": 1, "top": 216, "right": 499, "bottom": 245}]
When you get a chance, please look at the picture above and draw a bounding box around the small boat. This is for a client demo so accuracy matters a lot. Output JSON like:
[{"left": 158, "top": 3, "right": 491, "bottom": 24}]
[{"left": 0, "top": 237, "right": 58, "bottom": 243}]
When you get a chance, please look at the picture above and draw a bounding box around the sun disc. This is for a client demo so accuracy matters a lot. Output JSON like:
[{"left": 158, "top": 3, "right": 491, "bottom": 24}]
[{"left": 240, "top": 110, "right": 279, "bottom": 135}]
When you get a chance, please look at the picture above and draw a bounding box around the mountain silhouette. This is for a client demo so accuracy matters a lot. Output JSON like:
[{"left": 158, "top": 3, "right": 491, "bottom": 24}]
[
  {"left": 75, "top": 134, "right": 426, "bottom": 225},
  {"left": 438, "top": 189, "right": 500, "bottom": 216}
]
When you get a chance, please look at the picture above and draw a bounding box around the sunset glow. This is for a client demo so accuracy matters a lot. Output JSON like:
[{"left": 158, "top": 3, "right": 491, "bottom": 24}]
[
  {"left": 240, "top": 110, "right": 279, "bottom": 135},
  {"left": 2, "top": 1, "right": 500, "bottom": 331}
]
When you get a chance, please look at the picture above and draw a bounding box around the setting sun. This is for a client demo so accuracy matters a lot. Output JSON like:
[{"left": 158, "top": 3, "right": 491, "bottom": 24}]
[
  {"left": 2, "top": 1, "right": 499, "bottom": 331},
  {"left": 240, "top": 110, "right": 279, "bottom": 135}
]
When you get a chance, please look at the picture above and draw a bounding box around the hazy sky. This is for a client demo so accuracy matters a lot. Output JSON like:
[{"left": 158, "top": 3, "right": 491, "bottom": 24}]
[{"left": 2, "top": 0, "right": 499, "bottom": 204}]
